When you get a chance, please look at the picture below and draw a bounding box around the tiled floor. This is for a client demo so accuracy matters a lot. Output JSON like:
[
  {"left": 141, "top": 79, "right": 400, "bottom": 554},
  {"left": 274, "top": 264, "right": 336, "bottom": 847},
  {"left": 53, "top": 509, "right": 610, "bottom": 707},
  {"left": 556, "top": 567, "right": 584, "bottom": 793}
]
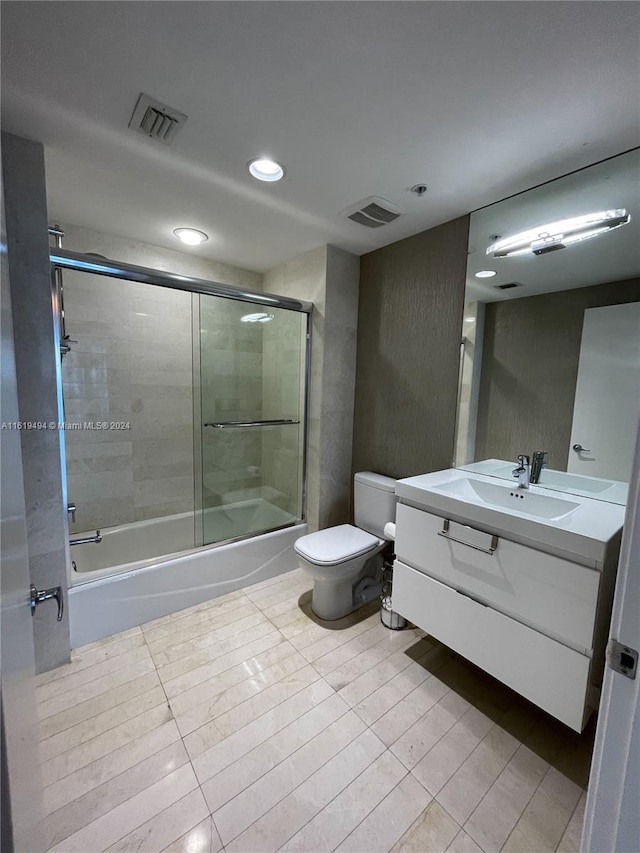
[{"left": 36, "top": 569, "right": 593, "bottom": 853}]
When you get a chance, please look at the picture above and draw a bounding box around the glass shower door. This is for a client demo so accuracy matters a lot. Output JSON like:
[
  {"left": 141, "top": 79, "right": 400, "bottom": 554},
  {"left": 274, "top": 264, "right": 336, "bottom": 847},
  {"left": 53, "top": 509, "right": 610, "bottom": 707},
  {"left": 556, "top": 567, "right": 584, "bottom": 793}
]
[{"left": 198, "top": 295, "right": 307, "bottom": 545}]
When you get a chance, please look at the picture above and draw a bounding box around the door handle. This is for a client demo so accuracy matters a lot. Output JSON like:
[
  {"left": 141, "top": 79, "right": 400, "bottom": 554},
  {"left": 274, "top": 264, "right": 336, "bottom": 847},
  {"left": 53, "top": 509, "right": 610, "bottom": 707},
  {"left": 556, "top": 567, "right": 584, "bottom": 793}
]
[
  {"left": 67, "top": 502, "right": 76, "bottom": 523},
  {"left": 30, "top": 584, "right": 64, "bottom": 622},
  {"left": 572, "top": 444, "right": 591, "bottom": 453}
]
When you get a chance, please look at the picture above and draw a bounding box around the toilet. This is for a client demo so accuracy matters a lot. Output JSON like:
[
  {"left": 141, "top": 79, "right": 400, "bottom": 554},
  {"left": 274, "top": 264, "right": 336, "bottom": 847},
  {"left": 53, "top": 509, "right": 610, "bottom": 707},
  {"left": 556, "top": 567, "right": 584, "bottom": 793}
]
[{"left": 295, "top": 472, "right": 396, "bottom": 620}]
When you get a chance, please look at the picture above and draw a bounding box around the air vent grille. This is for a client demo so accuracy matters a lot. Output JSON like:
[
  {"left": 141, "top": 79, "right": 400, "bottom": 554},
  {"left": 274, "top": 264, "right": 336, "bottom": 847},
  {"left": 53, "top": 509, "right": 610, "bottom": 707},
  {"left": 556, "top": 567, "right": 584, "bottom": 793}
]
[
  {"left": 128, "top": 93, "right": 188, "bottom": 145},
  {"left": 495, "top": 282, "right": 523, "bottom": 290},
  {"left": 343, "top": 196, "right": 402, "bottom": 228}
]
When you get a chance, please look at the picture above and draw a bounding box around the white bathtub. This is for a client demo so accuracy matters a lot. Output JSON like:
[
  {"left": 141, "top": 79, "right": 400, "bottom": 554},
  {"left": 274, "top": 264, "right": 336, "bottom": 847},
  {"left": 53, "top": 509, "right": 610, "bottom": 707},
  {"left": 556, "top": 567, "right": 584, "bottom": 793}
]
[{"left": 68, "top": 498, "right": 306, "bottom": 647}]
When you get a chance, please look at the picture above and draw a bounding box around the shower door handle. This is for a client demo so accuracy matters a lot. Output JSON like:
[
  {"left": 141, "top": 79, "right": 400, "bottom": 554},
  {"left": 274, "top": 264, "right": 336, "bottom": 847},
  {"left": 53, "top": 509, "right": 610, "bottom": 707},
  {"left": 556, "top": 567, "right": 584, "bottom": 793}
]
[{"left": 204, "top": 419, "right": 300, "bottom": 429}]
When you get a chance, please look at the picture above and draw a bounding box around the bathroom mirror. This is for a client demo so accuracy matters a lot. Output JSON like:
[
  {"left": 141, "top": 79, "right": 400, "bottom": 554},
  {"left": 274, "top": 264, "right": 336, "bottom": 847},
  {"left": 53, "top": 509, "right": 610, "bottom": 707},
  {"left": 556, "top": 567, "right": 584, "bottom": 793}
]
[{"left": 454, "top": 148, "right": 640, "bottom": 505}]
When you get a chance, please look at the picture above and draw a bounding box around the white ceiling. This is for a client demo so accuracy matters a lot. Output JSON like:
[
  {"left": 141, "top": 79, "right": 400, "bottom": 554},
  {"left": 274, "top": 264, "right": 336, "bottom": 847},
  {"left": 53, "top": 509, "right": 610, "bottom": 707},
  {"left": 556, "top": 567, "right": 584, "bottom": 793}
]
[
  {"left": 466, "top": 148, "right": 640, "bottom": 303},
  {"left": 2, "top": 1, "right": 639, "bottom": 273}
]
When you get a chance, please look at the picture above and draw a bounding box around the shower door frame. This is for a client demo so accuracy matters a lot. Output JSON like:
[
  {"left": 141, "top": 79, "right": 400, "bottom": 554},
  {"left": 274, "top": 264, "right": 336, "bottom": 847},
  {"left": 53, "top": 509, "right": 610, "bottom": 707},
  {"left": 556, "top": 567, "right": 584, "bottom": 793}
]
[{"left": 50, "top": 248, "right": 312, "bottom": 582}]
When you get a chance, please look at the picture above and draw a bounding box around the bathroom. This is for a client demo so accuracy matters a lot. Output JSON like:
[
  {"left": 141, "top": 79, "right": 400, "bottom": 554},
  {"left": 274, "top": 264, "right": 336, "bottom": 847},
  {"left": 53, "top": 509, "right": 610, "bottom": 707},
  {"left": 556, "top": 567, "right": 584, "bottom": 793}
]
[{"left": 1, "top": 3, "right": 639, "bottom": 853}]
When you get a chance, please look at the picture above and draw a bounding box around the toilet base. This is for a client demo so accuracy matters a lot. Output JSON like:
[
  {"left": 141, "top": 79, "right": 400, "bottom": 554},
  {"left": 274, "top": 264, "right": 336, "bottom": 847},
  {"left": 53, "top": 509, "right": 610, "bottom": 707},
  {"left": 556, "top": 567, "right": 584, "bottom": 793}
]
[{"left": 310, "top": 555, "right": 383, "bottom": 621}]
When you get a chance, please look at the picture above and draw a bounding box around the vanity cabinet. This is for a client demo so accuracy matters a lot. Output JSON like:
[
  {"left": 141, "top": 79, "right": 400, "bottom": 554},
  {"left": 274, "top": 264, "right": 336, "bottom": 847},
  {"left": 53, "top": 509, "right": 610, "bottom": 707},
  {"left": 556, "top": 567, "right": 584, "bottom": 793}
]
[{"left": 392, "top": 502, "right": 617, "bottom": 732}]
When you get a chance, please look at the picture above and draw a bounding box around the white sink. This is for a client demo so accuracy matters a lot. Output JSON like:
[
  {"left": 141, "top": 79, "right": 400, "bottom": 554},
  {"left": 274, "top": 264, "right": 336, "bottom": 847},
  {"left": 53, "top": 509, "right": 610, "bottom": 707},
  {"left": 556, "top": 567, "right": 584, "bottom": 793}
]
[
  {"left": 435, "top": 477, "right": 580, "bottom": 520},
  {"left": 395, "top": 468, "right": 626, "bottom": 568}
]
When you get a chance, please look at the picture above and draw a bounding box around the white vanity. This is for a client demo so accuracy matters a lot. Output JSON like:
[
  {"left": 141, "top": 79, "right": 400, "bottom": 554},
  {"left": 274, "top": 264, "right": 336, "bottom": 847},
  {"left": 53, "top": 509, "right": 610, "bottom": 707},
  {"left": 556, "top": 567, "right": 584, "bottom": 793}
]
[{"left": 391, "top": 468, "right": 625, "bottom": 731}]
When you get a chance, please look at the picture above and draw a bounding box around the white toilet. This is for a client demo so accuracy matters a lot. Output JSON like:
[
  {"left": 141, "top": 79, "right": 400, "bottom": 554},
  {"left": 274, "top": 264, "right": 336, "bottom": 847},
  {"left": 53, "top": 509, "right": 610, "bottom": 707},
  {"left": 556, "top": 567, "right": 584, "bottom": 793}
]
[{"left": 295, "top": 472, "right": 396, "bottom": 620}]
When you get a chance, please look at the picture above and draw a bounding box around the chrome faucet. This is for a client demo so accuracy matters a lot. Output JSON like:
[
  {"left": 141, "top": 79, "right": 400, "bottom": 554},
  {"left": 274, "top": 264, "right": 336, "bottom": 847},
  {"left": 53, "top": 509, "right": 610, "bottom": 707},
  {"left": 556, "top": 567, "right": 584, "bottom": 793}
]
[
  {"left": 531, "top": 451, "right": 548, "bottom": 484},
  {"left": 512, "top": 455, "right": 530, "bottom": 489}
]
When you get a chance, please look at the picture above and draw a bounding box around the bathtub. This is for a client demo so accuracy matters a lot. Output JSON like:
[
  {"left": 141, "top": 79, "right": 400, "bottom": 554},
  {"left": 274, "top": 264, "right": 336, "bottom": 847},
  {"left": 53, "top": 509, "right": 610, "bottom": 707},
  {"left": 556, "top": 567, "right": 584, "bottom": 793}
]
[{"left": 68, "top": 498, "right": 306, "bottom": 647}]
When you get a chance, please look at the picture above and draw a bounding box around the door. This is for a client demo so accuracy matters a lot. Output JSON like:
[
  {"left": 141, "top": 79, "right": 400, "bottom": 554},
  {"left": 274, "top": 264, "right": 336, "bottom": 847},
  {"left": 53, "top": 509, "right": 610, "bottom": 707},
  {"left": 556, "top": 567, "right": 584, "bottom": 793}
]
[
  {"left": 568, "top": 302, "right": 640, "bottom": 480},
  {"left": 582, "top": 416, "right": 640, "bottom": 852},
  {"left": 0, "top": 194, "right": 45, "bottom": 851}
]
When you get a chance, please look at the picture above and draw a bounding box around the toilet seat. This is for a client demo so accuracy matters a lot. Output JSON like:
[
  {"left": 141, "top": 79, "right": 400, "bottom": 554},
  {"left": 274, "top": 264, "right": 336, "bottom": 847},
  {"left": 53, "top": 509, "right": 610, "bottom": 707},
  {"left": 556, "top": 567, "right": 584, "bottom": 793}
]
[{"left": 294, "top": 524, "right": 381, "bottom": 566}]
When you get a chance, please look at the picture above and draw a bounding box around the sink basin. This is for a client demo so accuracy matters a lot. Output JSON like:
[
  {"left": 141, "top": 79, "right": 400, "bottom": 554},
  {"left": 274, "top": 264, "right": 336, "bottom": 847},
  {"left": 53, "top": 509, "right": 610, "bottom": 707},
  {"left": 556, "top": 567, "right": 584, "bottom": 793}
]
[
  {"left": 434, "top": 478, "right": 581, "bottom": 520},
  {"left": 483, "top": 464, "right": 614, "bottom": 494},
  {"left": 395, "top": 468, "right": 626, "bottom": 569}
]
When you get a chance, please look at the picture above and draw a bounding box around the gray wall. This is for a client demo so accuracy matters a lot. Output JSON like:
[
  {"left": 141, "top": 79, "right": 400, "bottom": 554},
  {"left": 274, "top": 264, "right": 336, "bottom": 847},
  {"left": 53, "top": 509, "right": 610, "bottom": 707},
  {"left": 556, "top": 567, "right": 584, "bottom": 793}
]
[
  {"left": 476, "top": 278, "right": 640, "bottom": 469},
  {"left": 352, "top": 216, "right": 470, "bottom": 480},
  {"left": 2, "top": 133, "right": 71, "bottom": 672},
  {"left": 264, "top": 244, "right": 360, "bottom": 530}
]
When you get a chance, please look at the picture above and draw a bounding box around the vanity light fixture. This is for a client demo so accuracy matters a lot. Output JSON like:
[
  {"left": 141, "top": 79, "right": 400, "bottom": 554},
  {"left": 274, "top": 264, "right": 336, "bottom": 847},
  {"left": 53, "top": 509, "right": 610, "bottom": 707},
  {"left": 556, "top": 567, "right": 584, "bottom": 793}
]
[
  {"left": 475, "top": 270, "right": 497, "bottom": 278},
  {"left": 173, "top": 227, "right": 209, "bottom": 246},
  {"left": 247, "top": 158, "right": 286, "bottom": 182},
  {"left": 241, "top": 312, "right": 274, "bottom": 324},
  {"left": 487, "top": 209, "right": 630, "bottom": 258}
]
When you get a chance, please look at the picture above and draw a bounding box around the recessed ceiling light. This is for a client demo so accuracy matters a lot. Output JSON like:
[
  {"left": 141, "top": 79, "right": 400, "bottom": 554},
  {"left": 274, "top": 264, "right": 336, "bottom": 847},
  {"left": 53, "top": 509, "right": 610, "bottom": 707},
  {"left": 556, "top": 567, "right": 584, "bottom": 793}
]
[
  {"left": 241, "top": 312, "right": 274, "bottom": 324},
  {"left": 475, "top": 270, "right": 497, "bottom": 279},
  {"left": 464, "top": 316, "right": 476, "bottom": 323},
  {"left": 247, "top": 158, "right": 285, "bottom": 182},
  {"left": 173, "top": 228, "right": 209, "bottom": 246}
]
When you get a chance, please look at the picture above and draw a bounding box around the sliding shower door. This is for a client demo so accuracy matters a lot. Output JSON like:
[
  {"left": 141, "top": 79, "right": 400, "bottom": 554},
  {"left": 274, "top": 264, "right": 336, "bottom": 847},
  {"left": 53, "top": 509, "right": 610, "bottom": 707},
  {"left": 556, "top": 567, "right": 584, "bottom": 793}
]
[{"left": 198, "top": 295, "right": 307, "bottom": 545}]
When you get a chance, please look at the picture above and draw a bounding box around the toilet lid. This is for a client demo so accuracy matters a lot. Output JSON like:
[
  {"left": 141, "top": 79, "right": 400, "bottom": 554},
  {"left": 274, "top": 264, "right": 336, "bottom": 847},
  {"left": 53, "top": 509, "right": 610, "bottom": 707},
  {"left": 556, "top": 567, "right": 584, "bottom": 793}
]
[{"left": 295, "top": 524, "right": 381, "bottom": 566}]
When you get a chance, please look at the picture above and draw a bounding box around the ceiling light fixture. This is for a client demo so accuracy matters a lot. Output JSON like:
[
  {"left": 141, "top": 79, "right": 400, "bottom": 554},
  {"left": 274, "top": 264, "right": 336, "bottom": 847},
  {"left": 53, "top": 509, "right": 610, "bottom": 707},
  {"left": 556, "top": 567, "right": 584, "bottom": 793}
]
[
  {"left": 173, "top": 227, "right": 209, "bottom": 246},
  {"left": 487, "top": 209, "right": 630, "bottom": 258},
  {"left": 247, "top": 158, "right": 285, "bottom": 182},
  {"left": 475, "top": 270, "right": 497, "bottom": 278},
  {"left": 240, "top": 312, "right": 274, "bottom": 324}
]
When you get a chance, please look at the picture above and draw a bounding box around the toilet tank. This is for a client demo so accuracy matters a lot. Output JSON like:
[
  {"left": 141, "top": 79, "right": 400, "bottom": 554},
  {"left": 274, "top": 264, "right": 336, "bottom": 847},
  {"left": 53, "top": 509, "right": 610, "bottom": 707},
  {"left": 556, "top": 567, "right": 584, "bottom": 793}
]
[{"left": 354, "top": 471, "right": 396, "bottom": 538}]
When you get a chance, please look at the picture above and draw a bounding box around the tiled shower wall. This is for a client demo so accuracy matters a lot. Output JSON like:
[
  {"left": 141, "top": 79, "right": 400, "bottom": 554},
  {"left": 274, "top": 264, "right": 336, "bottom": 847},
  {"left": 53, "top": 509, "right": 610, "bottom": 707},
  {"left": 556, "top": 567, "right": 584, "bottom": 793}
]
[{"left": 58, "top": 224, "right": 262, "bottom": 533}]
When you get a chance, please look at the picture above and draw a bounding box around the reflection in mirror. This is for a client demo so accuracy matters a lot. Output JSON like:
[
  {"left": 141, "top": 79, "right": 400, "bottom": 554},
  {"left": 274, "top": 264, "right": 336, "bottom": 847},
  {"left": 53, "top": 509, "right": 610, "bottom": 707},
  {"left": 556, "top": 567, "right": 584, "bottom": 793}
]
[{"left": 455, "top": 149, "right": 640, "bottom": 505}]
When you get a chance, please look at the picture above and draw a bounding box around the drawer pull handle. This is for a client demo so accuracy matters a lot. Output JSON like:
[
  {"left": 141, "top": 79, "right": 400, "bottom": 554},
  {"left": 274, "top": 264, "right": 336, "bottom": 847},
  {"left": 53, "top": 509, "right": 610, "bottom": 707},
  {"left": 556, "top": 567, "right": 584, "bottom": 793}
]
[{"left": 437, "top": 519, "right": 499, "bottom": 555}]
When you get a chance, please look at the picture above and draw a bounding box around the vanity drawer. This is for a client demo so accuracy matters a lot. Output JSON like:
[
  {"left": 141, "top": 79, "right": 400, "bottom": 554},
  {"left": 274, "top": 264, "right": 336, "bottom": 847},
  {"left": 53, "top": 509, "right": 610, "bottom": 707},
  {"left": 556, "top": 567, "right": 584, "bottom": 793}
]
[
  {"left": 395, "top": 503, "right": 600, "bottom": 651},
  {"left": 392, "top": 560, "right": 591, "bottom": 731}
]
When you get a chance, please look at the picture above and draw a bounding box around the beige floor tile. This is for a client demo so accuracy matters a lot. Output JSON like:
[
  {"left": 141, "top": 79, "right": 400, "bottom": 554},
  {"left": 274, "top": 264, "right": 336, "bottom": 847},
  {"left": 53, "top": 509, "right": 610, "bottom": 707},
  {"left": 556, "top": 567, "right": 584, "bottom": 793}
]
[
  {"left": 145, "top": 602, "right": 261, "bottom": 655},
  {"left": 154, "top": 620, "right": 278, "bottom": 684},
  {"left": 36, "top": 632, "right": 147, "bottom": 689},
  {"left": 211, "top": 711, "right": 365, "bottom": 845},
  {"left": 436, "top": 726, "right": 519, "bottom": 825},
  {"left": 38, "top": 657, "right": 157, "bottom": 720},
  {"left": 265, "top": 598, "right": 310, "bottom": 629},
  {"left": 173, "top": 651, "right": 308, "bottom": 735},
  {"left": 557, "top": 790, "right": 586, "bottom": 853},
  {"left": 105, "top": 788, "right": 210, "bottom": 853},
  {"left": 141, "top": 589, "right": 246, "bottom": 637},
  {"left": 446, "top": 829, "right": 484, "bottom": 853},
  {"left": 391, "top": 690, "right": 472, "bottom": 770},
  {"left": 161, "top": 630, "right": 284, "bottom": 697},
  {"left": 392, "top": 799, "right": 460, "bottom": 853},
  {"left": 464, "top": 744, "right": 549, "bottom": 853},
  {"left": 43, "top": 720, "right": 181, "bottom": 816},
  {"left": 371, "top": 672, "right": 451, "bottom": 748},
  {"left": 335, "top": 772, "right": 432, "bottom": 853},
  {"left": 338, "top": 640, "right": 432, "bottom": 708},
  {"left": 200, "top": 693, "right": 349, "bottom": 810},
  {"left": 49, "top": 763, "right": 198, "bottom": 853},
  {"left": 40, "top": 686, "right": 168, "bottom": 762},
  {"left": 44, "top": 741, "right": 189, "bottom": 849},
  {"left": 353, "top": 654, "right": 439, "bottom": 727},
  {"left": 246, "top": 577, "right": 311, "bottom": 612},
  {"left": 141, "top": 592, "right": 250, "bottom": 643},
  {"left": 41, "top": 704, "right": 173, "bottom": 787},
  {"left": 310, "top": 622, "right": 390, "bottom": 676},
  {"left": 225, "top": 729, "right": 385, "bottom": 852},
  {"left": 324, "top": 631, "right": 423, "bottom": 692},
  {"left": 213, "top": 664, "right": 323, "bottom": 738},
  {"left": 298, "top": 614, "right": 381, "bottom": 664},
  {"left": 411, "top": 706, "right": 495, "bottom": 796},
  {"left": 187, "top": 678, "right": 334, "bottom": 767},
  {"left": 160, "top": 816, "right": 223, "bottom": 853},
  {"left": 169, "top": 641, "right": 299, "bottom": 717},
  {"left": 150, "top": 612, "right": 268, "bottom": 667},
  {"left": 36, "top": 644, "right": 153, "bottom": 703},
  {"left": 281, "top": 750, "right": 407, "bottom": 852},
  {"left": 40, "top": 672, "right": 161, "bottom": 740},
  {"left": 502, "top": 767, "right": 582, "bottom": 853}
]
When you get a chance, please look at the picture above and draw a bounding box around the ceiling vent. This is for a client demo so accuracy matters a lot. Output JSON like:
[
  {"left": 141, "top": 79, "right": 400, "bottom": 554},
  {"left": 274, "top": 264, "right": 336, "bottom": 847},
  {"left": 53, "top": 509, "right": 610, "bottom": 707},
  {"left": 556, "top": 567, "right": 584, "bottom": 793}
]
[
  {"left": 128, "top": 93, "right": 188, "bottom": 145},
  {"left": 494, "top": 282, "right": 523, "bottom": 290},
  {"left": 342, "top": 196, "right": 401, "bottom": 229}
]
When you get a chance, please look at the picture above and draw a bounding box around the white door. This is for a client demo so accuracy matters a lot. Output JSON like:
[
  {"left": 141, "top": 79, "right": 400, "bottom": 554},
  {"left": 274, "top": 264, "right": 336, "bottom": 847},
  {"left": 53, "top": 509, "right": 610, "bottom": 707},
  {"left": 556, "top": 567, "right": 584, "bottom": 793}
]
[
  {"left": 568, "top": 302, "right": 640, "bottom": 481},
  {"left": 582, "top": 417, "right": 640, "bottom": 853},
  {"left": 1, "top": 192, "right": 45, "bottom": 851}
]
